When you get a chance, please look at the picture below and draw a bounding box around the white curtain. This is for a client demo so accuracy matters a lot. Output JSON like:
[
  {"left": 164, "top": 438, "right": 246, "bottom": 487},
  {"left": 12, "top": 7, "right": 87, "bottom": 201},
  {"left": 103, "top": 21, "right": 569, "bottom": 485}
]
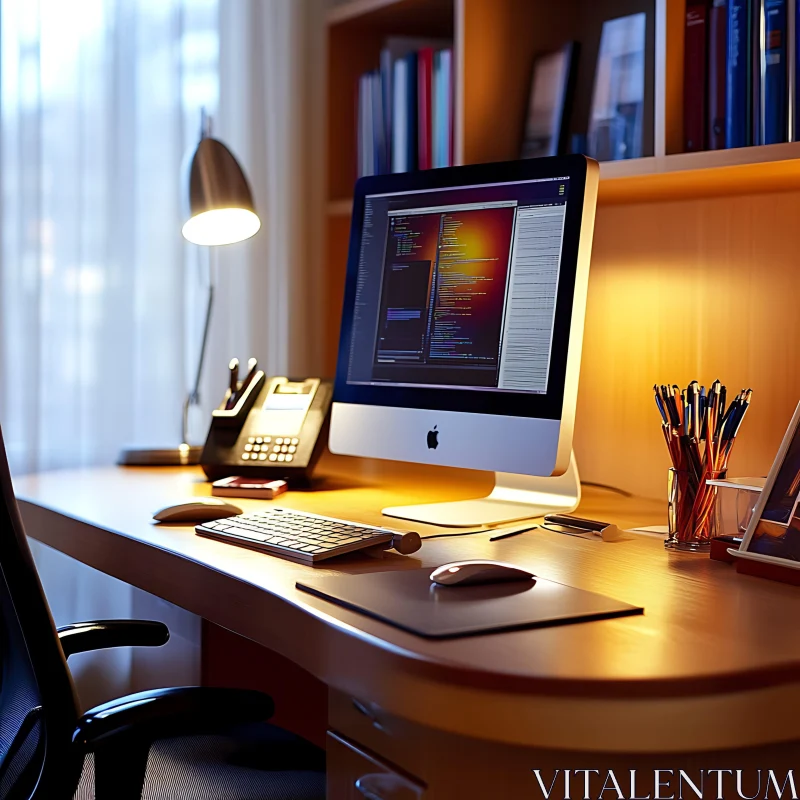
[
  {"left": 0, "top": 0, "right": 221, "bottom": 708},
  {"left": 0, "top": 0, "right": 223, "bottom": 471},
  {"left": 0, "top": 0, "right": 327, "bottom": 708}
]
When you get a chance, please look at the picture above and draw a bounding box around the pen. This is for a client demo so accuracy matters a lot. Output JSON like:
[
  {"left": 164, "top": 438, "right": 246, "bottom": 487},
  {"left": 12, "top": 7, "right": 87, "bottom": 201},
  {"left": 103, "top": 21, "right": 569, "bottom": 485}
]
[
  {"left": 236, "top": 357, "right": 259, "bottom": 399},
  {"left": 489, "top": 524, "right": 537, "bottom": 541},
  {"left": 225, "top": 358, "right": 240, "bottom": 409}
]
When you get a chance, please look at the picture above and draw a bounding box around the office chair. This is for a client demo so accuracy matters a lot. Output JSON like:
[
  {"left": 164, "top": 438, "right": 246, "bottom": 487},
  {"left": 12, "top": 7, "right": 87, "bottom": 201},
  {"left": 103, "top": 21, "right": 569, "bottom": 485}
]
[{"left": 0, "top": 425, "right": 325, "bottom": 800}]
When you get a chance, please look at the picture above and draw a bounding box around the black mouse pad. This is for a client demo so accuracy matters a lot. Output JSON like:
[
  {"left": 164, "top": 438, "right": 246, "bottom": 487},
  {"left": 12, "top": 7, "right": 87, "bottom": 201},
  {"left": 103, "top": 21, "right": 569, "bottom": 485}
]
[{"left": 295, "top": 569, "right": 643, "bottom": 639}]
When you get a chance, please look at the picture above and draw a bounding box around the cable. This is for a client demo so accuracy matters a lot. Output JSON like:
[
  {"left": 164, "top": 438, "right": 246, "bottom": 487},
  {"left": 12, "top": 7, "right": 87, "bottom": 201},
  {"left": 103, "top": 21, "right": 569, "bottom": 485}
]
[
  {"left": 581, "top": 481, "right": 633, "bottom": 498},
  {"left": 420, "top": 529, "right": 493, "bottom": 541}
]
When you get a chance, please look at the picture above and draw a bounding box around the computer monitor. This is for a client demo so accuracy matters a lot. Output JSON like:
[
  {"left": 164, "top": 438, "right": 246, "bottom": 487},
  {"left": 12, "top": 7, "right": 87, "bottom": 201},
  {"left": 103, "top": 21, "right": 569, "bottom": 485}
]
[{"left": 329, "top": 156, "right": 599, "bottom": 527}]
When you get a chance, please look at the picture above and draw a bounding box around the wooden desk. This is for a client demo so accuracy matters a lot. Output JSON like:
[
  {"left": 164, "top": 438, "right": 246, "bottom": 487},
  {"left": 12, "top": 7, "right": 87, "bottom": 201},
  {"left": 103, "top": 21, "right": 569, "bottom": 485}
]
[{"left": 15, "top": 455, "right": 800, "bottom": 798}]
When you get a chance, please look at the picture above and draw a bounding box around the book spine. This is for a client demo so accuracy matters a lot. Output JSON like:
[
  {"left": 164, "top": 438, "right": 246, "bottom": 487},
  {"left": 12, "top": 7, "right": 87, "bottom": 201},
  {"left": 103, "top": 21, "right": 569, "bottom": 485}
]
[
  {"left": 417, "top": 47, "right": 433, "bottom": 169},
  {"left": 727, "top": 0, "right": 753, "bottom": 147},
  {"left": 709, "top": 0, "right": 729, "bottom": 148},
  {"left": 357, "top": 73, "right": 368, "bottom": 177},
  {"left": 392, "top": 58, "right": 407, "bottom": 173},
  {"left": 441, "top": 48, "right": 453, "bottom": 167},
  {"left": 753, "top": 0, "right": 763, "bottom": 144},
  {"left": 371, "top": 70, "right": 386, "bottom": 174},
  {"left": 405, "top": 52, "right": 418, "bottom": 171},
  {"left": 432, "top": 50, "right": 442, "bottom": 168},
  {"left": 790, "top": 0, "right": 796, "bottom": 138},
  {"left": 380, "top": 48, "right": 393, "bottom": 171},
  {"left": 763, "top": 0, "right": 789, "bottom": 142},
  {"left": 684, "top": 1, "right": 709, "bottom": 151}
]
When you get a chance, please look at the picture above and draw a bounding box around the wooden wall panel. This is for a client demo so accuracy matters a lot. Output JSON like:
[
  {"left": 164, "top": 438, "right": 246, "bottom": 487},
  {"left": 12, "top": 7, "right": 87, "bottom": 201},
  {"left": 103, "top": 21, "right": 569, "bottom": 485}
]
[
  {"left": 323, "top": 214, "right": 353, "bottom": 376},
  {"left": 575, "top": 191, "right": 800, "bottom": 499}
]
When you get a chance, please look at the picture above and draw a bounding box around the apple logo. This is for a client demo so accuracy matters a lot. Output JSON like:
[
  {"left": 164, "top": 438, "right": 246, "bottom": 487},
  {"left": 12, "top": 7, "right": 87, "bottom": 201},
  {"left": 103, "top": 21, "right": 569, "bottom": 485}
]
[{"left": 427, "top": 425, "right": 439, "bottom": 450}]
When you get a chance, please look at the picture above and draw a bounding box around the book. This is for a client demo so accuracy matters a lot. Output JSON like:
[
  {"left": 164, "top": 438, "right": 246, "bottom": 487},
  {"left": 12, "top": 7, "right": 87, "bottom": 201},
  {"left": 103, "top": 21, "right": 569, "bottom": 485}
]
[
  {"left": 790, "top": 0, "right": 797, "bottom": 140},
  {"left": 708, "top": 0, "right": 729, "bottom": 149},
  {"left": 587, "top": 13, "right": 646, "bottom": 161},
  {"left": 211, "top": 476, "right": 288, "bottom": 500},
  {"left": 763, "top": 0, "right": 789, "bottom": 143},
  {"left": 521, "top": 43, "right": 579, "bottom": 160},
  {"left": 432, "top": 48, "right": 453, "bottom": 168},
  {"left": 357, "top": 72, "right": 374, "bottom": 177},
  {"left": 380, "top": 47, "right": 393, "bottom": 166},
  {"left": 391, "top": 52, "right": 418, "bottom": 172},
  {"left": 684, "top": 1, "right": 709, "bottom": 151},
  {"left": 727, "top": 0, "right": 753, "bottom": 148},
  {"left": 417, "top": 47, "right": 434, "bottom": 169},
  {"left": 752, "top": 0, "right": 763, "bottom": 144},
  {"left": 371, "top": 70, "right": 387, "bottom": 174}
]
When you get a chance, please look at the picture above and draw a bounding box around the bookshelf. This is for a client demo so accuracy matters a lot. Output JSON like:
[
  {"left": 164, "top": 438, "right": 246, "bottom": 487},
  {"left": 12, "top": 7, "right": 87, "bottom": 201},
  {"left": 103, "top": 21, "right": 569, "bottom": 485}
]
[{"left": 322, "top": 0, "right": 800, "bottom": 501}]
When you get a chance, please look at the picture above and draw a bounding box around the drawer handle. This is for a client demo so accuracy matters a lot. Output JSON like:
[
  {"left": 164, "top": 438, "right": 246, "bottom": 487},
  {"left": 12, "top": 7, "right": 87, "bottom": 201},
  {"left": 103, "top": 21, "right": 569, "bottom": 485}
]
[
  {"left": 355, "top": 773, "right": 421, "bottom": 800},
  {"left": 351, "top": 698, "right": 386, "bottom": 732}
]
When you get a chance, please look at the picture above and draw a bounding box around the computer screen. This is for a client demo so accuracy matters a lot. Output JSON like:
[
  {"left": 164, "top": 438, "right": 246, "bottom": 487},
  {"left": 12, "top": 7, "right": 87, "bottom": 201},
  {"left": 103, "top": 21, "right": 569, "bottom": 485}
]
[
  {"left": 330, "top": 156, "right": 597, "bottom": 496},
  {"left": 345, "top": 176, "right": 569, "bottom": 397}
]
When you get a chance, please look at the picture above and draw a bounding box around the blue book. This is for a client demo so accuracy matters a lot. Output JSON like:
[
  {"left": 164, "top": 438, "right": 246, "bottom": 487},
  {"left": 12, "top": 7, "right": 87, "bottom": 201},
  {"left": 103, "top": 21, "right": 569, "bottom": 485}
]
[
  {"left": 391, "top": 52, "right": 419, "bottom": 173},
  {"left": 763, "top": 0, "right": 788, "bottom": 143},
  {"left": 727, "top": 0, "right": 753, "bottom": 147},
  {"left": 432, "top": 50, "right": 452, "bottom": 168}
]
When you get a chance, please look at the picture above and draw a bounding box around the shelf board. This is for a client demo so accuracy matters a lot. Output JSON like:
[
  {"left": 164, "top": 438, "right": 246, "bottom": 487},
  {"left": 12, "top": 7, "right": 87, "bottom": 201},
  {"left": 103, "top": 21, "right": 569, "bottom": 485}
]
[
  {"left": 328, "top": 145, "right": 800, "bottom": 213},
  {"left": 327, "top": 0, "right": 453, "bottom": 32},
  {"left": 599, "top": 142, "right": 800, "bottom": 204}
]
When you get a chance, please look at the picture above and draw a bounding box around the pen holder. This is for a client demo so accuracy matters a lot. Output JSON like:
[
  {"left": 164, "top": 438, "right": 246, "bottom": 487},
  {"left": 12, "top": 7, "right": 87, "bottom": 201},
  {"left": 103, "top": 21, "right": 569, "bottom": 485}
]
[{"left": 666, "top": 467, "right": 726, "bottom": 551}]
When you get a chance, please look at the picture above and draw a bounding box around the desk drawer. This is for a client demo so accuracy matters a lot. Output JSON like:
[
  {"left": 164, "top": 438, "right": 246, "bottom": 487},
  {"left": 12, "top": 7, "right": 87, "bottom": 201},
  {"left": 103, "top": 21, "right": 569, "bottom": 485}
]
[{"left": 327, "top": 732, "right": 426, "bottom": 800}]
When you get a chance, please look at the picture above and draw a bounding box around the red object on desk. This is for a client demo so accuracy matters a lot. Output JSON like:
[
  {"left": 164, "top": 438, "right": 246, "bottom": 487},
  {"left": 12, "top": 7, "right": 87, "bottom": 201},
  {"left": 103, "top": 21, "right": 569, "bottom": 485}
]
[
  {"left": 735, "top": 557, "right": 800, "bottom": 586},
  {"left": 710, "top": 536, "right": 739, "bottom": 563}
]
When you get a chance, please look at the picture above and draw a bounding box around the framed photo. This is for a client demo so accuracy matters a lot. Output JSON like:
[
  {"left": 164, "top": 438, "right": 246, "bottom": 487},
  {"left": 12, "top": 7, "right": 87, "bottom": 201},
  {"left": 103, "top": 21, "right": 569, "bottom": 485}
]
[
  {"left": 733, "top": 401, "right": 800, "bottom": 569},
  {"left": 587, "top": 12, "right": 646, "bottom": 161},
  {"left": 521, "top": 43, "right": 578, "bottom": 160}
]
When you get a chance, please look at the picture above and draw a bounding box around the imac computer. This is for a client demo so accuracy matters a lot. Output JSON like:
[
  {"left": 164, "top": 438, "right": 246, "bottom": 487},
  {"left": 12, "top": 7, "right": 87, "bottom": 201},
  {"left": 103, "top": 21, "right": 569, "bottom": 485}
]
[{"left": 328, "top": 155, "right": 599, "bottom": 527}]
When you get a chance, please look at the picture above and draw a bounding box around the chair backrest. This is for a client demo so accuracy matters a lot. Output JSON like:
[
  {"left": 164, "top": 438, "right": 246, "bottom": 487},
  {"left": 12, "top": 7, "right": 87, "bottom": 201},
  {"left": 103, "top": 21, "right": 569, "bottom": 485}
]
[{"left": 0, "top": 427, "right": 82, "bottom": 799}]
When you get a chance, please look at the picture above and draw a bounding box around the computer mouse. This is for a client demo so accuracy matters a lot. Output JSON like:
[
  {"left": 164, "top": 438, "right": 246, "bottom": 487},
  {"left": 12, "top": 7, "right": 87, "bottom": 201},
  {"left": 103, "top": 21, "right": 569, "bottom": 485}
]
[
  {"left": 430, "top": 560, "right": 535, "bottom": 587},
  {"left": 153, "top": 499, "right": 243, "bottom": 524}
]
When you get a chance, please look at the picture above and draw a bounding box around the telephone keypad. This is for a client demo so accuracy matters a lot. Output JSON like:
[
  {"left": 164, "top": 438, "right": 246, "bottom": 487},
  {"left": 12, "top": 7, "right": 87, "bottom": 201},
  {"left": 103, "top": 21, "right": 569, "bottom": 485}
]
[{"left": 242, "top": 437, "right": 300, "bottom": 463}]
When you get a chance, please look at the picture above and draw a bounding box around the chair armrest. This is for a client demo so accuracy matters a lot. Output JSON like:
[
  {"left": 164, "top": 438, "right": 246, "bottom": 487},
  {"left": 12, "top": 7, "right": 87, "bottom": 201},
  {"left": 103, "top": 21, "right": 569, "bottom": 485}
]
[
  {"left": 73, "top": 687, "right": 274, "bottom": 748},
  {"left": 57, "top": 620, "right": 169, "bottom": 659}
]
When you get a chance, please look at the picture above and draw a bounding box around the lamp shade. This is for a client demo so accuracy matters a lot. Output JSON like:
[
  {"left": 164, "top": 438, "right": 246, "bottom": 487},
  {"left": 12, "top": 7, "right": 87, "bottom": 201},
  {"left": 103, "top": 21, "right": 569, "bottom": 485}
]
[{"left": 182, "top": 137, "right": 261, "bottom": 246}]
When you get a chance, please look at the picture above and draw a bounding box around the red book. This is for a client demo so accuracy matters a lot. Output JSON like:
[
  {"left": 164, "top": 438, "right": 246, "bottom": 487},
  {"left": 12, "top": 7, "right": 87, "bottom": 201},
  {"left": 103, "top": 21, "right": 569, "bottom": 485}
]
[
  {"left": 417, "top": 47, "right": 433, "bottom": 170},
  {"left": 683, "top": 0, "right": 709, "bottom": 152},
  {"left": 707, "top": 0, "right": 727, "bottom": 149}
]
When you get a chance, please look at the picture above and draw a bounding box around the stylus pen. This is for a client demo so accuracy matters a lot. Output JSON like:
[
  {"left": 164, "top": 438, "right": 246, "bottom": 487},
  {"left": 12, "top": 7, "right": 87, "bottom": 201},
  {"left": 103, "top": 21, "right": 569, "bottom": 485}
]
[{"left": 489, "top": 525, "right": 537, "bottom": 542}]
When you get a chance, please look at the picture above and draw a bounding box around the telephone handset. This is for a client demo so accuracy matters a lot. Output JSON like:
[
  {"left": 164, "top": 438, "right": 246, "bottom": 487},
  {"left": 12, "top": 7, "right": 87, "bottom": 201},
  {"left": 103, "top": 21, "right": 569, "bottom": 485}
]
[{"left": 200, "top": 373, "right": 333, "bottom": 484}]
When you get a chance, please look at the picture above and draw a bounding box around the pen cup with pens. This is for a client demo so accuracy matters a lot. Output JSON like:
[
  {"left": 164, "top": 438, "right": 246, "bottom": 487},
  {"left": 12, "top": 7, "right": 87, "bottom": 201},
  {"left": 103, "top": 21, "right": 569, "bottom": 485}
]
[{"left": 655, "top": 381, "right": 752, "bottom": 551}]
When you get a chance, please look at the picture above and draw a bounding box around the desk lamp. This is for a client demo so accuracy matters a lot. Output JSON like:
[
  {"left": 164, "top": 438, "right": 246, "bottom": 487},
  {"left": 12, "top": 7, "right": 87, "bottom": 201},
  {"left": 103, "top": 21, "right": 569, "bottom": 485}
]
[{"left": 118, "top": 115, "right": 260, "bottom": 466}]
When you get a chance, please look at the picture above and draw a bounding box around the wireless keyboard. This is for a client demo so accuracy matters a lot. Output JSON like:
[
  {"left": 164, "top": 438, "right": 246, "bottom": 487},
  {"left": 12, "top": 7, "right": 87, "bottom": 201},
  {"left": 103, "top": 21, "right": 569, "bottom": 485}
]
[{"left": 195, "top": 507, "right": 396, "bottom": 563}]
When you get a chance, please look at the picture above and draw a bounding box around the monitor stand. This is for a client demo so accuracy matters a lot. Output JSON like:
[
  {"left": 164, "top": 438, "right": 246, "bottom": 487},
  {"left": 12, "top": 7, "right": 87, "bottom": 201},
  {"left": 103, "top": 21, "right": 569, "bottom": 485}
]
[{"left": 383, "top": 452, "right": 581, "bottom": 528}]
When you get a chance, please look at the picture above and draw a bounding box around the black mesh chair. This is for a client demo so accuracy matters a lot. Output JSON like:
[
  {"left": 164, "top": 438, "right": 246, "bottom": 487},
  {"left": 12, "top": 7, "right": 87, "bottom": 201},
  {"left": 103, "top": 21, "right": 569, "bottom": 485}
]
[{"left": 0, "top": 425, "right": 325, "bottom": 800}]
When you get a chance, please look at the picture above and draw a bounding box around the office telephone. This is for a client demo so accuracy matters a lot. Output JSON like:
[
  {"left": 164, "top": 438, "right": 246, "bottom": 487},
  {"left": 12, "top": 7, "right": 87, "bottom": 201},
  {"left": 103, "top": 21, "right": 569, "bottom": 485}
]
[{"left": 200, "top": 372, "right": 333, "bottom": 484}]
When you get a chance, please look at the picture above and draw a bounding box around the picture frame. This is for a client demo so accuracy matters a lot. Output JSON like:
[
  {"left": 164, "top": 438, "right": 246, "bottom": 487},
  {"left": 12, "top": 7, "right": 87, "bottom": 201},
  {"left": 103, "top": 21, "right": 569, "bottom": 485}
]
[
  {"left": 732, "top": 401, "right": 800, "bottom": 570},
  {"left": 587, "top": 12, "right": 646, "bottom": 162},
  {"left": 520, "top": 43, "right": 579, "bottom": 160}
]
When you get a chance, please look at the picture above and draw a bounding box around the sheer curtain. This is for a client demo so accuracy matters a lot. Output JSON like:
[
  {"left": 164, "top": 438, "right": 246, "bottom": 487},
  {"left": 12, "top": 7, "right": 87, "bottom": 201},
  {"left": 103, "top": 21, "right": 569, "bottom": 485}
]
[
  {"left": 0, "top": 0, "right": 220, "bottom": 708},
  {"left": 0, "top": 0, "right": 327, "bottom": 708},
  {"left": 0, "top": 0, "right": 220, "bottom": 471}
]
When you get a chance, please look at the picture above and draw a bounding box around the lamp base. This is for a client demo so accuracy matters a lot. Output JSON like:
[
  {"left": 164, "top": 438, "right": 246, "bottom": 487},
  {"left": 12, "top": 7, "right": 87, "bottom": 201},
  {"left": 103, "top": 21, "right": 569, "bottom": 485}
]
[{"left": 117, "top": 444, "right": 203, "bottom": 467}]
